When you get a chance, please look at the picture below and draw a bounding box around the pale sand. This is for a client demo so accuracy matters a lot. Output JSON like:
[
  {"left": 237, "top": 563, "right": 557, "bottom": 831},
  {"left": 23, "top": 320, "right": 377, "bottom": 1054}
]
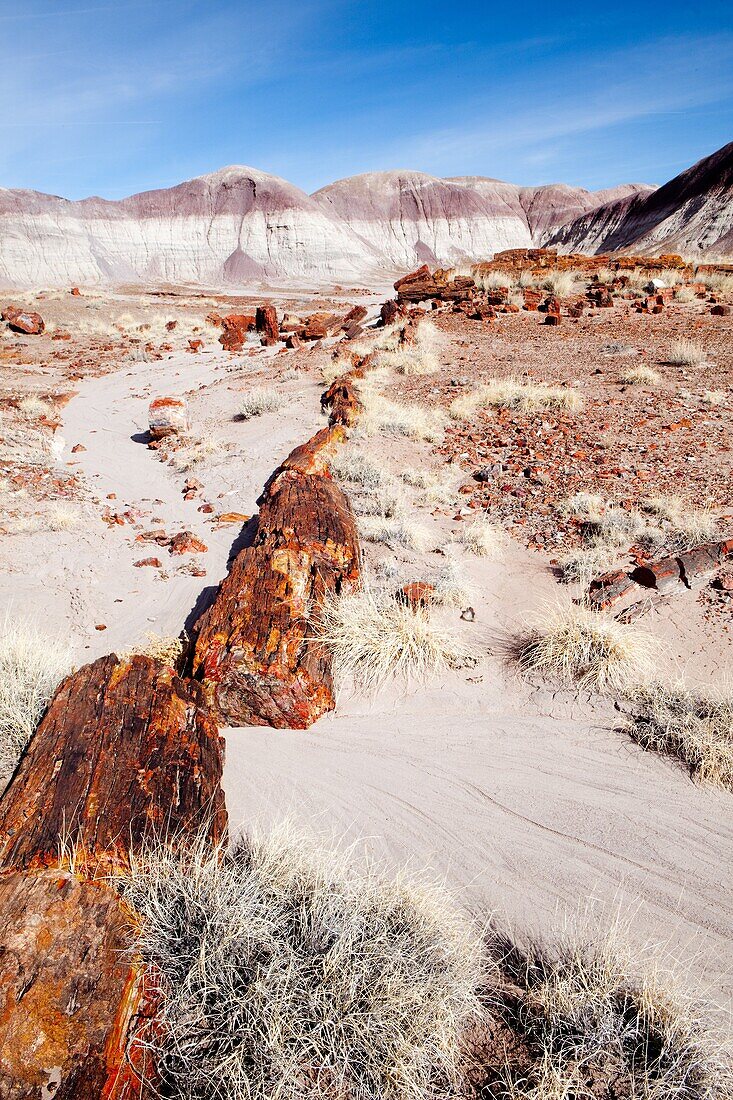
[{"left": 2, "top": 324, "right": 731, "bottom": 1014}]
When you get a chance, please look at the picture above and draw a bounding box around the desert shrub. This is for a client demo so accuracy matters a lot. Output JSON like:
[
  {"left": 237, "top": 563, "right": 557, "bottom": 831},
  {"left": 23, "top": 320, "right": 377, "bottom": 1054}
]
[
  {"left": 477, "top": 269, "right": 514, "bottom": 291},
  {"left": 624, "top": 683, "right": 733, "bottom": 790},
  {"left": 513, "top": 604, "right": 656, "bottom": 693},
  {"left": 499, "top": 926, "right": 733, "bottom": 1100},
  {"left": 641, "top": 495, "right": 718, "bottom": 550},
  {"left": 373, "top": 321, "right": 444, "bottom": 376},
  {"left": 620, "top": 364, "right": 661, "bottom": 385},
  {"left": 122, "top": 631, "right": 184, "bottom": 667},
  {"left": 318, "top": 585, "right": 475, "bottom": 687},
  {"left": 121, "top": 827, "right": 484, "bottom": 1100},
  {"left": 357, "top": 514, "right": 430, "bottom": 552},
  {"left": 359, "top": 390, "right": 447, "bottom": 442},
  {"left": 449, "top": 379, "right": 583, "bottom": 420},
  {"left": 542, "top": 271, "right": 578, "bottom": 297},
  {"left": 455, "top": 515, "right": 507, "bottom": 558},
  {"left": 667, "top": 339, "right": 707, "bottom": 367},
  {"left": 400, "top": 466, "right": 456, "bottom": 507},
  {"left": 237, "top": 386, "right": 286, "bottom": 420},
  {"left": 0, "top": 619, "right": 73, "bottom": 783},
  {"left": 431, "top": 560, "right": 476, "bottom": 609}
]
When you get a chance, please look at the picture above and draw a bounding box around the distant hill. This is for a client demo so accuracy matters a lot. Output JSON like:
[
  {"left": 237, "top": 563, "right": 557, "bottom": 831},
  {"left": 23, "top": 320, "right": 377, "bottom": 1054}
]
[{"left": 1, "top": 144, "right": 730, "bottom": 286}]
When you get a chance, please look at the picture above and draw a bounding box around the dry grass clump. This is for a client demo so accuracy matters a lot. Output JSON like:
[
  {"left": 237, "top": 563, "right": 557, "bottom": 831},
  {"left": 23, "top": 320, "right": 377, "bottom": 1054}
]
[
  {"left": 330, "top": 450, "right": 391, "bottom": 491},
  {"left": 697, "top": 271, "right": 733, "bottom": 294},
  {"left": 400, "top": 465, "right": 456, "bottom": 507},
  {"left": 557, "top": 546, "right": 618, "bottom": 588},
  {"left": 236, "top": 386, "right": 286, "bottom": 420},
  {"left": 121, "top": 826, "right": 483, "bottom": 1100},
  {"left": 667, "top": 339, "right": 707, "bottom": 367},
  {"left": 476, "top": 269, "right": 513, "bottom": 290},
  {"left": 674, "top": 285, "right": 697, "bottom": 303},
  {"left": 582, "top": 504, "right": 665, "bottom": 554},
  {"left": 702, "top": 389, "right": 726, "bottom": 406},
  {"left": 641, "top": 495, "right": 718, "bottom": 549},
  {"left": 620, "top": 364, "right": 661, "bottom": 385},
  {"left": 359, "top": 390, "right": 447, "bottom": 443},
  {"left": 122, "top": 631, "right": 184, "bottom": 667},
  {"left": 0, "top": 618, "right": 73, "bottom": 783},
  {"left": 455, "top": 515, "right": 507, "bottom": 558},
  {"left": 373, "top": 321, "right": 444, "bottom": 376},
  {"left": 496, "top": 923, "right": 733, "bottom": 1100},
  {"left": 46, "top": 502, "right": 83, "bottom": 532},
  {"left": 318, "top": 585, "right": 476, "bottom": 688},
  {"left": 168, "top": 436, "right": 229, "bottom": 472},
  {"left": 352, "top": 483, "right": 404, "bottom": 520},
  {"left": 358, "top": 514, "right": 430, "bottom": 551},
  {"left": 542, "top": 271, "right": 578, "bottom": 297},
  {"left": 449, "top": 378, "right": 583, "bottom": 420},
  {"left": 0, "top": 415, "right": 55, "bottom": 467},
  {"left": 431, "top": 560, "right": 476, "bottom": 609},
  {"left": 513, "top": 604, "right": 657, "bottom": 693},
  {"left": 624, "top": 683, "right": 733, "bottom": 790}
]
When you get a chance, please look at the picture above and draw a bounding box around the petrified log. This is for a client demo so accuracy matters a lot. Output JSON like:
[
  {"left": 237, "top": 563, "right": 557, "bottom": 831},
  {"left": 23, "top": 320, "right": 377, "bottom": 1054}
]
[
  {"left": 193, "top": 427, "right": 360, "bottom": 728},
  {"left": 0, "top": 869, "right": 151, "bottom": 1099},
  {"left": 2, "top": 305, "right": 45, "bottom": 335},
  {"left": 394, "top": 265, "right": 475, "bottom": 304},
  {"left": 0, "top": 654, "right": 226, "bottom": 869},
  {"left": 255, "top": 304, "right": 279, "bottom": 345},
  {"left": 0, "top": 654, "right": 227, "bottom": 1098},
  {"left": 321, "top": 374, "right": 363, "bottom": 426}
]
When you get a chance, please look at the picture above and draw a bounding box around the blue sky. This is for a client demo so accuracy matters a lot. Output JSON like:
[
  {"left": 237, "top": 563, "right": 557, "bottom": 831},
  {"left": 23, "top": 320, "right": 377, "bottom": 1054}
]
[{"left": 2, "top": 0, "right": 732, "bottom": 199}]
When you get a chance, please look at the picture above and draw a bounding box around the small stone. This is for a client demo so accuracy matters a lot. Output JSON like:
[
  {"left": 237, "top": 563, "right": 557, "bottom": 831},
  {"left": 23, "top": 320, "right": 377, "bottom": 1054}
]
[{"left": 133, "top": 557, "right": 162, "bottom": 568}]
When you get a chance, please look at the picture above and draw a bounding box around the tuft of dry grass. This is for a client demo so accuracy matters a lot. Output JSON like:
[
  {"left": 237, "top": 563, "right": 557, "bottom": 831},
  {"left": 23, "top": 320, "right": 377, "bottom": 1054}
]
[
  {"left": 373, "top": 321, "right": 444, "bottom": 376},
  {"left": 122, "top": 631, "right": 184, "bottom": 668},
  {"left": 674, "top": 285, "right": 697, "bottom": 303},
  {"left": 667, "top": 339, "right": 707, "bottom": 367},
  {"left": 542, "top": 271, "right": 578, "bottom": 297},
  {"left": 557, "top": 546, "right": 619, "bottom": 588},
  {"left": 624, "top": 683, "right": 733, "bottom": 790},
  {"left": 641, "top": 495, "right": 719, "bottom": 549},
  {"left": 513, "top": 604, "right": 657, "bottom": 693},
  {"left": 168, "top": 436, "right": 229, "bottom": 472},
  {"left": 450, "top": 378, "right": 583, "bottom": 420},
  {"left": 455, "top": 515, "right": 507, "bottom": 558},
  {"left": 120, "top": 826, "right": 484, "bottom": 1100},
  {"left": 236, "top": 386, "right": 287, "bottom": 420},
  {"left": 702, "top": 390, "right": 726, "bottom": 406},
  {"left": 400, "top": 465, "right": 456, "bottom": 507},
  {"left": 0, "top": 618, "right": 73, "bottom": 784},
  {"left": 330, "top": 450, "right": 391, "bottom": 491},
  {"left": 496, "top": 919, "right": 733, "bottom": 1100},
  {"left": 620, "top": 364, "right": 661, "bottom": 385},
  {"left": 318, "top": 585, "right": 476, "bottom": 688},
  {"left": 359, "top": 389, "right": 447, "bottom": 442},
  {"left": 358, "top": 514, "right": 430, "bottom": 551}
]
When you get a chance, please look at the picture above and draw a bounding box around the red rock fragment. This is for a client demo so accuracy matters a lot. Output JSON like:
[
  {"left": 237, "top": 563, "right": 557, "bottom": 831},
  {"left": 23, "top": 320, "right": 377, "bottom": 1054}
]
[
  {"left": 2, "top": 306, "right": 45, "bottom": 335},
  {"left": 169, "top": 531, "right": 208, "bottom": 555},
  {"left": 587, "top": 569, "right": 636, "bottom": 610},
  {"left": 133, "top": 557, "right": 162, "bottom": 568},
  {"left": 255, "top": 304, "right": 279, "bottom": 345}
]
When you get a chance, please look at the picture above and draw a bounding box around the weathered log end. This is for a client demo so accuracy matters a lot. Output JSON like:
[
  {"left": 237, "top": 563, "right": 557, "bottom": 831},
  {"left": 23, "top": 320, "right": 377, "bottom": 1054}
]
[
  {"left": 0, "top": 869, "right": 154, "bottom": 1100},
  {"left": 0, "top": 654, "right": 227, "bottom": 872}
]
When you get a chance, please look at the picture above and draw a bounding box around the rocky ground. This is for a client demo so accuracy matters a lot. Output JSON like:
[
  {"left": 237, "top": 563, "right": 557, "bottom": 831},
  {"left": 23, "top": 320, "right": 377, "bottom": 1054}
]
[{"left": 1, "top": 265, "right": 732, "bottom": 1023}]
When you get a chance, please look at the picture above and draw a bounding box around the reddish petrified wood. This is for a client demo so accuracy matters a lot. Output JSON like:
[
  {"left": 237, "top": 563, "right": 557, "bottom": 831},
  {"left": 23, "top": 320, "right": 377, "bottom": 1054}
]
[
  {"left": 0, "top": 654, "right": 227, "bottom": 1099},
  {"left": 255, "top": 304, "right": 279, "bottom": 344},
  {"left": 321, "top": 374, "right": 363, "bottom": 426},
  {"left": 0, "top": 869, "right": 153, "bottom": 1100},
  {"left": 0, "top": 654, "right": 226, "bottom": 870},
  {"left": 2, "top": 305, "right": 45, "bottom": 335},
  {"left": 193, "top": 428, "right": 360, "bottom": 728}
]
